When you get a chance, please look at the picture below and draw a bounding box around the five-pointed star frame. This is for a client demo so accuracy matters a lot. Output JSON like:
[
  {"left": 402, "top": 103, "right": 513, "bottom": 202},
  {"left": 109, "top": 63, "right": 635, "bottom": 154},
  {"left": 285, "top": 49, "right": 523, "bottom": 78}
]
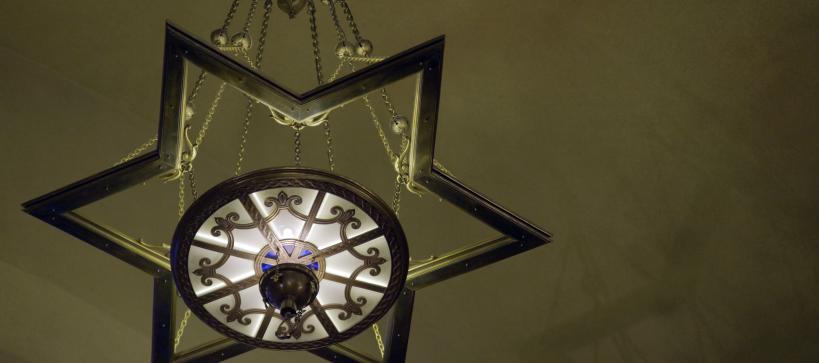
[{"left": 22, "top": 23, "right": 552, "bottom": 362}]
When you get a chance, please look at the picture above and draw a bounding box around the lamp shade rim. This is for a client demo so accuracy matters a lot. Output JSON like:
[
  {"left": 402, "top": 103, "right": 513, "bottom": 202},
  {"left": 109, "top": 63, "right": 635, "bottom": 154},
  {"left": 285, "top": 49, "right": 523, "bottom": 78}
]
[{"left": 171, "top": 167, "right": 409, "bottom": 350}]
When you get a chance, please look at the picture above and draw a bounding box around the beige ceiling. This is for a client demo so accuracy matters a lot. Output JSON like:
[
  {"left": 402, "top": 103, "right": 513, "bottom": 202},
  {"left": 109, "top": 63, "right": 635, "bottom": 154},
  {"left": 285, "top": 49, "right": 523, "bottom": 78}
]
[{"left": 1, "top": 0, "right": 818, "bottom": 362}]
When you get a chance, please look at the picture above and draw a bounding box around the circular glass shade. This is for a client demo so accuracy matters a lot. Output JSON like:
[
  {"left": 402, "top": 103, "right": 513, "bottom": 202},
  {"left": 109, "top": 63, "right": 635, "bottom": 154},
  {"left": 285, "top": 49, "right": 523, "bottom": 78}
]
[{"left": 171, "top": 167, "right": 408, "bottom": 350}]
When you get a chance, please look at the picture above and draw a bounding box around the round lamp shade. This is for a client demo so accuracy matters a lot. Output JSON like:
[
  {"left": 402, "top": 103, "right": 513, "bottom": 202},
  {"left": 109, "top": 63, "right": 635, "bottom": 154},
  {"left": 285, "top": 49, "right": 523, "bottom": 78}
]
[{"left": 171, "top": 167, "right": 409, "bottom": 350}]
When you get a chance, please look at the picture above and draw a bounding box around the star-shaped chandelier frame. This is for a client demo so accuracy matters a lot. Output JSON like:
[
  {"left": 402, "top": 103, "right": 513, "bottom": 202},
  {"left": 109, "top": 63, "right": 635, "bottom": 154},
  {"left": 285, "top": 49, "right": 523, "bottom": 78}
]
[{"left": 22, "top": 23, "right": 552, "bottom": 362}]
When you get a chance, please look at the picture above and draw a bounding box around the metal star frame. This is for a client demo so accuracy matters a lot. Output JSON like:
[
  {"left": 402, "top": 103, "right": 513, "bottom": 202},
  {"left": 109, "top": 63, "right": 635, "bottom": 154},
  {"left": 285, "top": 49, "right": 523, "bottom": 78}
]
[{"left": 22, "top": 23, "right": 552, "bottom": 362}]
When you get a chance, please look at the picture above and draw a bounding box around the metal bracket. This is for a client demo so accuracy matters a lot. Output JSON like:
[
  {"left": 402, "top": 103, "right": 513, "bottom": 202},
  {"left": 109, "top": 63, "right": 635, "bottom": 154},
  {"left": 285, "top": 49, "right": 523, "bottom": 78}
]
[{"left": 21, "top": 22, "right": 552, "bottom": 362}]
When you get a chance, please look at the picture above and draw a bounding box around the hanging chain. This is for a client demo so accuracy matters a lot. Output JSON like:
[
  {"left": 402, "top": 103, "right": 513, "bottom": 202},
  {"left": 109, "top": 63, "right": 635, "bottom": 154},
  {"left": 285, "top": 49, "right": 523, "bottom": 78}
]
[
  {"left": 174, "top": 170, "right": 190, "bottom": 353},
  {"left": 235, "top": 101, "right": 254, "bottom": 176},
  {"left": 336, "top": 0, "right": 363, "bottom": 43},
  {"left": 307, "top": 1, "right": 324, "bottom": 84},
  {"left": 322, "top": 122, "right": 336, "bottom": 171},
  {"left": 305, "top": 0, "right": 336, "bottom": 170},
  {"left": 372, "top": 323, "right": 386, "bottom": 358},
  {"left": 195, "top": 82, "right": 227, "bottom": 148},
  {"left": 253, "top": 0, "right": 273, "bottom": 68},
  {"left": 327, "top": 0, "right": 348, "bottom": 44},
  {"left": 391, "top": 136, "right": 409, "bottom": 216},
  {"left": 234, "top": 0, "right": 272, "bottom": 176},
  {"left": 113, "top": 67, "right": 205, "bottom": 167},
  {"left": 188, "top": 71, "right": 208, "bottom": 106},
  {"left": 114, "top": 136, "right": 157, "bottom": 166},
  {"left": 293, "top": 127, "right": 303, "bottom": 166},
  {"left": 380, "top": 88, "right": 398, "bottom": 117},
  {"left": 173, "top": 309, "right": 192, "bottom": 353},
  {"left": 175, "top": 2, "right": 256, "bottom": 351},
  {"left": 362, "top": 94, "right": 397, "bottom": 162},
  {"left": 221, "top": 0, "right": 242, "bottom": 31},
  {"left": 242, "top": 0, "right": 258, "bottom": 34}
]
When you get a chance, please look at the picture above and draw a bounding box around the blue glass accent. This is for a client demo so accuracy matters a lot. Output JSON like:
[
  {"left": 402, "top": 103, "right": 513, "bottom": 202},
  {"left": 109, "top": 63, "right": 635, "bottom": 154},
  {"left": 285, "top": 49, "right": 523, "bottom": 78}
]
[
  {"left": 265, "top": 252, "right": 277, "bottom": 259},
  {"left": 261, "top": 263, "right": 273, "bottom": 272},
  {"left": 309, "top": 262, "right": 319, "bottom": 271},
  {"left": 299, "top": 250, "right": 312, "bottom": 258},
  {"left": 283, "top": 244, "right": 295, "bottom": 256}
]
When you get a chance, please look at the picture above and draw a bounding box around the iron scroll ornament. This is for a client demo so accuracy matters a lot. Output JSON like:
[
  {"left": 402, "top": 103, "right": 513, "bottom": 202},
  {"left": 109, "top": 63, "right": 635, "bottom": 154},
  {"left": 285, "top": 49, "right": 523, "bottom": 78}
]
[{"left": 171, "top": 167, "right": 409, "bottom": 350}]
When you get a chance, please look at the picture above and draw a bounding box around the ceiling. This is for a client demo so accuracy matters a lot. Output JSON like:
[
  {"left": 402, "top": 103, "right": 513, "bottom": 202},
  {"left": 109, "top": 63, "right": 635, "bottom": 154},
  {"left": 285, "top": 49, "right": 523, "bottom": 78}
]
[{"left": 1, "top": 0, "right": 818, "bottom": 362}]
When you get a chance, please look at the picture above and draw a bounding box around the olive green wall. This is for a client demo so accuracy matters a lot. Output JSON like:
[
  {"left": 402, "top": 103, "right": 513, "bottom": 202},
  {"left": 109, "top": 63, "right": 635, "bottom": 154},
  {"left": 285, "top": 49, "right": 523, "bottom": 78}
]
[{"left": 0, "top": 1, "right": 817, "bottom": 362}]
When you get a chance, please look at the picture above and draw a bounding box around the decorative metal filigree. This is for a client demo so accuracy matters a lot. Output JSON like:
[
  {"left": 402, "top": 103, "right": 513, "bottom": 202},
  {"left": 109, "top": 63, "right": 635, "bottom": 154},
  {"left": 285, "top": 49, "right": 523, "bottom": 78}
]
[{"left": 172, "top": 168, "right": 408, "bottom": 350}]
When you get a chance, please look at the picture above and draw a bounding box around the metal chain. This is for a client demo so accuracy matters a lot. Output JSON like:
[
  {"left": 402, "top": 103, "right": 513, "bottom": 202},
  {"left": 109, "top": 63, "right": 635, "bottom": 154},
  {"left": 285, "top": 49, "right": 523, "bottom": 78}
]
[
  {"left": 350, "top": 63, "right": 398, "bottom": 163},
  {"left": 235, "top": 102, "right": 254, "bottom": 176},
  {"left": 195, "top": 82, "right": 227, "bottom": 147},
  {"left": 189, "top": 71, "right": 208, "bottom": 104},
  {"left": 242, "top": 0, "right": 258, "bottom": 34},
  {"left": 221, "top": 0, "right": 242, "bottom": 30},
  {"left": 173, "top": 1, "right": 251, "bottom": 352},
  {"left": 380, "top": 88, "right": 398, "bottom": 117},
  {"left": 307, "top": 0, "right": 324, "bottom": 85},
  {"left": 323, "top": 122, "right": 336, "bottom": 171},
  {"left": 293, "top": 127, "right": 303, "bottom": 166},
  {"left": 307, "top": 0, "right": 336, "bottom": 171},
  {"left": 372, "top": 323, "right": 385, "bottom": 358},
  {"left": 327, "top": 0, "right": 348, "bottom": 44},
  {"left": 362, "top": 94, "right": 397, "bottom": 163},
  {"left": 346, "top": 63, "right": 404, "bottom": 357},
  {"left": 173, "top": 309, "right": 192, "bottom": 352},
  {"left": 177, "top": 178, "right": 186, "bottom": 218},
  {"left": 391, "top": 137, "right": 409, "bottom": 216},
  {"left": 337, "top": 0, "right": 363, "bottom": 43},
  {"left": 234, "top": 1, "right": 272, "bottom": 175},
  {"left": 174, "top": 174, "right": 191, "bottom": 353},
  {"left": 114, "top": 136, "right": 157, "bottom": 166},
  {"left": 340, "top": 54, "right": 383, "bottom": 63},
  {"left": 328, "top": 58, "right": 347, "bottom": 82},
  {"left": 187, "top": 165, "right": 200, "bottom": 201},
  {"left": 253, "top": 0, "right": 273, "bottom": 68}
]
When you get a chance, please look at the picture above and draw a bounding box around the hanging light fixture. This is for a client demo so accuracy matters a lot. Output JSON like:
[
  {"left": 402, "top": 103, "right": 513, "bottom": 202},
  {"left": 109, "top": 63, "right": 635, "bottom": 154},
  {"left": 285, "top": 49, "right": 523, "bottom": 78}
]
[
  {"left": 22, "top": 0, "right": 553, "bottom": 361},
  {"left": 172, "top": 167, "right": 408, "bottom": 349}
]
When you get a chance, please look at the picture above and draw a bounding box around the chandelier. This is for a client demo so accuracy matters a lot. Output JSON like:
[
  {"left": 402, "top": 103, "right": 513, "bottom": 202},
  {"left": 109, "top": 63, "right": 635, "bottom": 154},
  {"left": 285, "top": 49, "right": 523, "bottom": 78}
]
[{"left": 22, "top": 0, "right": 552, "bottom": 362}]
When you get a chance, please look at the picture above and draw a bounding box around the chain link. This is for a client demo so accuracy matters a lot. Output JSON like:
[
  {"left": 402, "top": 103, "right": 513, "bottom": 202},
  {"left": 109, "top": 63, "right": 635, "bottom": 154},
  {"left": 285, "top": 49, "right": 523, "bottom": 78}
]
[
  {"left": 293, "top": 127, "right": 303, "bottom": 166},
  {"left": 173, "top": 309, "right": 192, "bottom": 352},
  {"left": 242, "top": 0, "right": 258, "bottom": 34},
  {"left": 362, "top": 94, "right": 398, "bottom": 162},
  {"left": 174, "top": 172, "right": 192, "bottom": 353},
  {"left": 222, "top": 0, "right": 242, "bottom": 30},
  {"left": 372, "top": 323, "right": 386, "bottom": 358},
  {"left": 114, "top": 136, "right": 157, "bottom": 166},
  {"left": 340, "top": 54, "right": 384, "bottom": 63},
  {"left": 177, "top": 177, "right": 186, "bottom": 218},
  {"left": 254, "top": 0, "right": 273, "bottom": 68},
  {"left": 337, "top": 0, "right": 363, "bottom": 43},
  {"left": 195, "top": 82, "right": 227, "bottom": 147},
  {"left": 187, "top": 70, "right": 209, "bottom": 111},
  {"left": 380, "top": 88, "right": 398, "bottom": 117},
  {"left": 234, "top": 1, "right": 272, "bottom": 175},
  {"left": 307, "top": 0, "right": 324, "bottom": 85},
  {"left": 323, "top": 122, "right": 336, "bottom": 171},
  {"left": 328, "top": 59, "right": 347, "bottom": 82},
  {"left": 235, "top": 102, "right": 254, "bottom": 176},
  {"left": 307, "top": 0, "right": 336, "bottom": 170},
  {"left": 327, "top": 0, "right": 348, "bottom": 44}
]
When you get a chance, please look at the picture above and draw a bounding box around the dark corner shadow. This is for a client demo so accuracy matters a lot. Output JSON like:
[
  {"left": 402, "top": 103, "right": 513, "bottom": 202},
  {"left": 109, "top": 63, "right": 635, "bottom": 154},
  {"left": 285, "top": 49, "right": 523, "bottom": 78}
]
[{"left": 0, "top": 349, "right": 32, "bottom": 363}]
